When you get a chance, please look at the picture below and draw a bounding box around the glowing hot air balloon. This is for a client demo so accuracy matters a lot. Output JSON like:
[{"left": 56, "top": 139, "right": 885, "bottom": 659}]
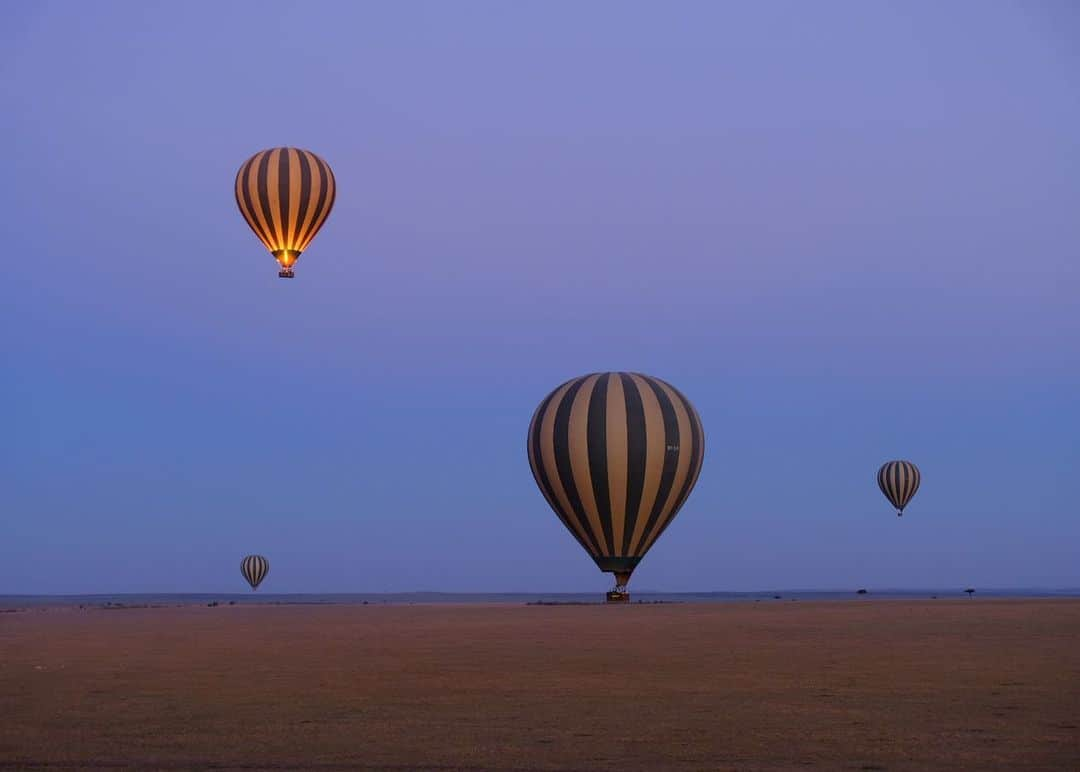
[
  {"left": 240, "top": 554, "right": 270, "bottom": 590},
  {"left": 877, "top": 460, "right": 921, "bottom": 516},
  {"left": 527, "top": 372, "right": 705, "bottom": 602},
  {"left": 235, "top": 147, "right": 336, "bottom": 278}
]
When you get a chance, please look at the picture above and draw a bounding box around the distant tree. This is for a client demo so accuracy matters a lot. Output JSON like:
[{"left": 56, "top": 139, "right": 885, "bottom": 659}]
[
  {"left": 965, "top": 588, "right": 975, "bottom": 597},
  {"left": 856, "top": 589, "right": 868, "bottom": 595},
  {"left": 773, "top": 595, "right": 782, "bottom": 600}
]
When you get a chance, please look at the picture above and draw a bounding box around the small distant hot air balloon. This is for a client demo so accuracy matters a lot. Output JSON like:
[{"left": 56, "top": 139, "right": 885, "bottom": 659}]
[
  {"left": 527, "top": 372, "right": 705, "bottom": 602},
  {"left": 235, "top": 147, "right": 336, "bottom": 278},
  {"left": 877, "top": 460, "right": 921, "bottom": 516},
  {"left": 240, "top": 555, "right": 270, "bottom": 590}
]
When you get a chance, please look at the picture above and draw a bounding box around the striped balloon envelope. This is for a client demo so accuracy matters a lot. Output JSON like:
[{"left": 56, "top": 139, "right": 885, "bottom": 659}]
[
  {"left": 240, "top": 554, "right": 270, "bottom": 590},
  {"left": 234, "top": 147, "right": 336, "bottom": 278},
  {"left": 877, "top": 460, "right": 921, "bottom": 516},
  {"left": 527, "top": 372, "right": 705, "bottom": 599}
]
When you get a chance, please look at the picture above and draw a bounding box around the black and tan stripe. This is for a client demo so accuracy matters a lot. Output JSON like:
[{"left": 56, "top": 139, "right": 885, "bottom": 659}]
[
  {"left": 240, "top": 554, "right": 270, "bottom": 590},
  {"left": 527, "top": 372, "right": 705, "bottom": 582},
  {"left": 234, "top": 147, "right": 336, "bottom": 275},
  {"left": 877, "top": 460, "right": 921, "bottom": 515}
]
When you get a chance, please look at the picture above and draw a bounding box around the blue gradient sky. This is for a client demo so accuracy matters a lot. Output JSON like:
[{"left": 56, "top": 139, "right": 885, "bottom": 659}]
[{"left": 3, "top": 1, "right": 1077, "bottom": 593}]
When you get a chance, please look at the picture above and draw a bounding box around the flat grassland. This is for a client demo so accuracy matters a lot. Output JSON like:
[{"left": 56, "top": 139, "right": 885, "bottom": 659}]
[{"left": 2, "top": 600, "right": 1078, "bottom": 770}]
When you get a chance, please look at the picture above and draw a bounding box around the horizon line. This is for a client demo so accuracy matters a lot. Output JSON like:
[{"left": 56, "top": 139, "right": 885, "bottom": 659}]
[{"left": 5, "top": 587, "right": 1080, "bottom": 599}]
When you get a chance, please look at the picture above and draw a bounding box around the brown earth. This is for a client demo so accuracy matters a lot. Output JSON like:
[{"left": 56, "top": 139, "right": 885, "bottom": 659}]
[{"left": 1, "top": 600, "right": 1078, "bottom": 771}]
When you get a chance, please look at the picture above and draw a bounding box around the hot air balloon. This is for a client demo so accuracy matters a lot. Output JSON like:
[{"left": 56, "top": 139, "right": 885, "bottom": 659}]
[
  {"left": 234, "top": 147, "right": 336, "bottom": 278},
  {"left": 240, "top": 554, "right": 270, "bottom": 590},
  {"left": 877, "top": 460, "right": 921, "bottom": 516},
  {"left": 527, "top": 372, "right": 705, "bottom": 602}
]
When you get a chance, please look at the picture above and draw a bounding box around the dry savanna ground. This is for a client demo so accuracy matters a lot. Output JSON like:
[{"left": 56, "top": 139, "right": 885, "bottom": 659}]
[{"left": 1, "top": 599, "right": 1078, "bottom": 771}]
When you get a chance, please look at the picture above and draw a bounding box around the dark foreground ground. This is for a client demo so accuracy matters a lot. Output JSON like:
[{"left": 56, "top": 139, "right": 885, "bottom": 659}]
[{"left": 1, "top": 600, "right": 1078, "bottom": 771}]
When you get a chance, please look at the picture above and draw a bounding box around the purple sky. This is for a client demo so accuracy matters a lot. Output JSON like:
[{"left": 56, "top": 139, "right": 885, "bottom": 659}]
[{"left": 3, "top": 1, "right": 1078, "bottom": 593}]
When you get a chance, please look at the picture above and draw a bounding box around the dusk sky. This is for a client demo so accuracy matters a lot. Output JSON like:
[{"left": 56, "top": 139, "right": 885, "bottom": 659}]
[{"left": 3, "top": 1, "right": 1077, "bottom": 594}]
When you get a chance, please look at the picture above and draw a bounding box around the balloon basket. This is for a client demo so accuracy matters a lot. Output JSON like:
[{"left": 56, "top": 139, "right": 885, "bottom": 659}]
[
  {"left": 278, "top": 269, "right": 295, "bottom": 279},
  {"left": 605, "top": 590, "right": 630, "bottom": 604}
]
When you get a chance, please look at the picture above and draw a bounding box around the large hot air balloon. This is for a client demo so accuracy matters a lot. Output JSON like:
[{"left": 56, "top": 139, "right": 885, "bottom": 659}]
[
  {"left": 240, "top": 554, "right": 270, "bottom": 590},
  {"left": 527, "top": 372, "right": 705, "bottom": 602},
  {"left": 234, "top": 147, "right": 336, "bottom": 278},
  {"left": 877, "top": 460, "right": 921, "bottom": 516}
]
